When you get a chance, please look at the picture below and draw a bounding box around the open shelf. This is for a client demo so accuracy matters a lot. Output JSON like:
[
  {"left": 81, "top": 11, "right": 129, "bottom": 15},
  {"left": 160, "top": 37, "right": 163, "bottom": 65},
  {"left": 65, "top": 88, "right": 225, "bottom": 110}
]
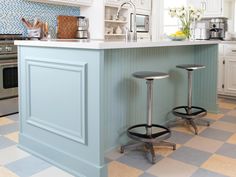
[
  {"left": 105, "top": 34, "right": 126, "bottom": 36},
  {"left": 105, "top": 20, "right": 128, "bottom": 24}
]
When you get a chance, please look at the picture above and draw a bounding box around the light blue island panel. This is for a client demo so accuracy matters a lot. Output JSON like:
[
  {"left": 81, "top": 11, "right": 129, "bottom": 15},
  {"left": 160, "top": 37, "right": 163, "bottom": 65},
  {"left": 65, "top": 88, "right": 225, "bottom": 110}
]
[{"left": 17, "top": 44, "right": 218, "bottom": 177}]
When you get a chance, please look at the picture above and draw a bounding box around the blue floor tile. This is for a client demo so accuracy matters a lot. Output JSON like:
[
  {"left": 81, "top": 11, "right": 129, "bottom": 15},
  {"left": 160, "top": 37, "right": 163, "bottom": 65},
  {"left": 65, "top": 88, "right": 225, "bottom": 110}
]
[
  {"left": 0, "top": 136, "right": 16, "bottom": 149},
  {"left": 199, "top": 128, "right": 233, "bottom": 141},
  {"left": 216, "top": 143, "right": 236, "bottom": 159},
  {"left": 169, "top": 146, "right": 212, "bottom": 167},
  {"left": 117, "top": 150, "right": 163, "bottom": 171},
  {"left": 139, "top": 172, "right": 158, "bottom": 177},
  {"left": 0, "top": 123, "right": 18, "bottom": 135},
  {"left": 6, "top": 156, "right": 51, "bottom": 177},
  {"left": 167, "top": 131, "right": 194, "bottom": 145},
  {"left": 220, "top": 115, "right": 236, "bottom": 124},
  {"left": 191, "top": 168, "right": 228, "bottom": 177}
]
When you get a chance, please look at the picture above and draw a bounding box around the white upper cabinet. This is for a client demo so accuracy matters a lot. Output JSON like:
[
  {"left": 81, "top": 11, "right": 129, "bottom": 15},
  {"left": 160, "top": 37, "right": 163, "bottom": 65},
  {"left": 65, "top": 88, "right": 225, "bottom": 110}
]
[
  {"left": 187, "top": 0, "right": 223, "bottom": 17},
  {"left": 105, "top": 0, "right": 124, "bottom": 6},
  {"left": 135, "top": 0, "right": 152, "bottom": 11},
  {"left": 28, "top": 0, "right": 93, "bottom": 7}
]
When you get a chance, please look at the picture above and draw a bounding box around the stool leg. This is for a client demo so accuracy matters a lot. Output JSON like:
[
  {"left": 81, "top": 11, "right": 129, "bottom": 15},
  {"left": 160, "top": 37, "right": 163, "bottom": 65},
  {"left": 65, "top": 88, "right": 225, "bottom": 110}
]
[
  {"left": 146, "top": 80, "right": 154, "bottom": 136},
  {"left": 154, "top": 141, "right": 176, "bottom": 150},
  {"left": 187, "top": 70, "right": 193, "bottom": 114},
  {"left": 145, "top": 143, "right": 156, "bottom": 164},
  {"left": 188, "top": 119, "right": 198, "bottom": 135},
  {"left": 120, "top": 142, "right": 144, "bottom": 153}
]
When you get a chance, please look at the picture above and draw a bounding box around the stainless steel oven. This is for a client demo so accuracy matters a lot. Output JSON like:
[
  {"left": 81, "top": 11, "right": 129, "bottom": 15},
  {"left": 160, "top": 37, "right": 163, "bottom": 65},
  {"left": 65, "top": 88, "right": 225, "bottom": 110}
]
[
  {"left": 0, "top": 34, "right": 21, "bottom": 117},
  {"left": 130, "top": 13, "right": 150, "bottom": 33}
]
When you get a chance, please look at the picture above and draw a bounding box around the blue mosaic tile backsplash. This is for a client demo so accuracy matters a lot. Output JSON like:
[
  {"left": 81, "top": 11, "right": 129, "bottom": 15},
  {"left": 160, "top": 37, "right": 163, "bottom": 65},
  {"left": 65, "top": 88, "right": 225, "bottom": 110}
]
[{"left": 0, "top": 0, "right": 80, "bottom": 38}]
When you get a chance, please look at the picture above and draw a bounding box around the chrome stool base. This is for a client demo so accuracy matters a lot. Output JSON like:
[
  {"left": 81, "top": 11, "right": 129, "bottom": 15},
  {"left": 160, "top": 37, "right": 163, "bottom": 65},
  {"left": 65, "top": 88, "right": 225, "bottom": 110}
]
[
  {"left": 121, "top": 124, "right": 176, "bottom": 164},
  {"left": 171, "top": 106, "right": 209, "bottom": 135},
  {"left": 120, "top": 141, "right": 176, "bottom": 164}
]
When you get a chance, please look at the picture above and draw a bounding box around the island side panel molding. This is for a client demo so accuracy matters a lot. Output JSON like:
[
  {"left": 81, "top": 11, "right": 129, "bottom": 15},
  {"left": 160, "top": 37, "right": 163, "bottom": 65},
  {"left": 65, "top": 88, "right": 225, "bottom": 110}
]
[
  {"left": 193, "top": 44, "right": 218, "bottom": 113},
  {"left": 25, "top": 59, "right": 87, "bottom": 144},
  {"left": 18, "top": 46, "right": 107, "bottom": 177}
]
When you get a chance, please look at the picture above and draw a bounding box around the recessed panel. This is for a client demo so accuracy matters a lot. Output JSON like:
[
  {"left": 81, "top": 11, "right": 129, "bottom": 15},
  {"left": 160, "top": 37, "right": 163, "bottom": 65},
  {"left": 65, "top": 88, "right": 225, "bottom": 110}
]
[{"left": 26, "top": 59, "right": 87, "bottom": 144}]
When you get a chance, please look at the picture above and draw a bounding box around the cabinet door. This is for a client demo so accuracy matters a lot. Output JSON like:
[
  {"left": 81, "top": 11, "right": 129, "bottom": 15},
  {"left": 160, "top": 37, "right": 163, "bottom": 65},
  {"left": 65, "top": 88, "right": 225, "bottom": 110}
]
[
  {"left": 105, "top": 0, "right": 124, "bottom": 6},
  {"left": 138, "top": 0, "right": 151, "bottom": 11},
  {"left": 218, "top": 56, "right": 224, "bottom": 93},
  {"left": 224, "top": 57, "right": 236, "bottom": 95},
  {"left": 187, "top": 0, "right": 202, "bottom": 9},
  {"left": 204, "top": 0, "right": 223, "bottom": 17},
  {"left": 187, "top": 0, "right": 223, "bottom": 17}
]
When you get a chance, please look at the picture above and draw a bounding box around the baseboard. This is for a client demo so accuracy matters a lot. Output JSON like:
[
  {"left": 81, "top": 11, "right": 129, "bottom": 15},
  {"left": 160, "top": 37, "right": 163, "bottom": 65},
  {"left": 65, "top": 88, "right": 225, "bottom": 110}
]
[{"left": 18, "top": 134, "right": 107, "bottom": 177}]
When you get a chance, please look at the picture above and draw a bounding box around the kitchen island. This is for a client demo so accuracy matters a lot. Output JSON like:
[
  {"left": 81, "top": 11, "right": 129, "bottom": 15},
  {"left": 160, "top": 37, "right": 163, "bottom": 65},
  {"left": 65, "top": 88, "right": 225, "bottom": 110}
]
[{"left": 15, "top": 40, "right": 219, "bottom": 177}]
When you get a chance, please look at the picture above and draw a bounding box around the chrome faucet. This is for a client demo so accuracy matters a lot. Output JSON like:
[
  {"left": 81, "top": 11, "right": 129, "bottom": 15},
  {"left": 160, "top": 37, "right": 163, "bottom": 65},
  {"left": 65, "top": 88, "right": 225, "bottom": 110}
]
[{"left": 116, "top": 0, "right": 137, "bottom": 42}]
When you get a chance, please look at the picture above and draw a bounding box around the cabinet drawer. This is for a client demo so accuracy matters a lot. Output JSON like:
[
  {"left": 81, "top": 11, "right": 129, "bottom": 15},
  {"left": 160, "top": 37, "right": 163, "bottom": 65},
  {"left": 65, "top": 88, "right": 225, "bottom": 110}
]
[{"left": 224, "top": 44, "right": 236, "bottom": 56}]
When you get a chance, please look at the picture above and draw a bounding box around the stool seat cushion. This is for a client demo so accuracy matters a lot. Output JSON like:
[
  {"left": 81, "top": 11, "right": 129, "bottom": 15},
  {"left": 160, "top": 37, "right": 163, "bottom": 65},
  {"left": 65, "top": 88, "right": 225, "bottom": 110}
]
[
  {"left": 132, "top": 71, "right": 169, "bottom": 80},
  {"left": 176, "top": 64, "right": 205, "bottom": 71}
]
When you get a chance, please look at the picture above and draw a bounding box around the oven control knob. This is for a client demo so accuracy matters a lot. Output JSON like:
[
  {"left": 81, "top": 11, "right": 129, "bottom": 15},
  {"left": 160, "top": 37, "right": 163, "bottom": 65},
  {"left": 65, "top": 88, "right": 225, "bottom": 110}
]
[
  {"left": 5, "top": 46, "right": 12, "bottom": 52},
  {"left": 0, "top": 47, "right": 3, "bottom": 52}
]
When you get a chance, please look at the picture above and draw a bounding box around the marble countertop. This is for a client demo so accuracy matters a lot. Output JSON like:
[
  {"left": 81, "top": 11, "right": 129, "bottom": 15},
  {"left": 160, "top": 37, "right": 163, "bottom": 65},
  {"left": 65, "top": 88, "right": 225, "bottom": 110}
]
[{"left": 14, "top": 39, "right": 219, "bottom": 50}]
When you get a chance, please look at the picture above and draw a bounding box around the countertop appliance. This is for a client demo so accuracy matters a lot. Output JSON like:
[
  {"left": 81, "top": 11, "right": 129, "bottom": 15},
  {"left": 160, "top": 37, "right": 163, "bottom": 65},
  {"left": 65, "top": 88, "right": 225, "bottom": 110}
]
[
  {"left": 209, "top": 17, "right": 228, "bottom": 40},
  {"left": 194, "top": 21, "right": 210, "bottom": 40},
  {"left": 131, "top": 14, "right": 149, "bottom": 33},
  {"left": 76, "top": 16, "right": 89, "bottom": 39},
  {"left": 0, "top": 34, "right": 21, "bottom": 117}
]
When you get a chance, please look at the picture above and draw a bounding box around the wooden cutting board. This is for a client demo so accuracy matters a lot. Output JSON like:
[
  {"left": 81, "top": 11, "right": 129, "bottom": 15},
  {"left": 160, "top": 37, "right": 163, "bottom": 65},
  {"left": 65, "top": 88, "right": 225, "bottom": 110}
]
[{"left": 57, "top": 16, "right": 77, "bottom": 39}]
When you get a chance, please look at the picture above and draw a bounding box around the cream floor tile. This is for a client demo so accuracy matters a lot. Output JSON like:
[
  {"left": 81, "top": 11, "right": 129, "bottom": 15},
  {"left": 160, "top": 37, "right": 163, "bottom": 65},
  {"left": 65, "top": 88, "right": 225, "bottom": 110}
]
[
  {"left": 0, "top": 167, "right": 18, "bottom": 177},
  {"left": 146, "top": 158, "right": 197, "bottom": 177},
  {"left": 30, "top": 166, "right": 74, "bottom": 177},
  {"left": 201, "top": 154, "right": 236, "bottom": 177},
  {"left": 227, "top": 133, "right": 236, "bottom": 145},
  {"left": 172, "top": 122, "right": 206, "bottom": 135},
  {"left": 204, "top": 113, "right": 224, "bottom": 120},
  {"left": 0, "top": 118, "right": 14, "bottom": 126},
  {"left": 218, "top": 102, "right": 236, "bottom": 110},
  {"left": 227, "top": 110, "right": 236, "bottom": 117},
  {"left": 211, "top": 121, "right": 236, "bottom": 133},
  {"left": 0, "top": 145, "right": 30, "bottom": 165},
  {"left": 4, "top": 132, "right": 18, "bottom": 143},
  {"left": 185, "top": 136, "right": 224, "bottom": 153},
  {"left": 108, "top": 161, "right": 143, "bottom": 177}
]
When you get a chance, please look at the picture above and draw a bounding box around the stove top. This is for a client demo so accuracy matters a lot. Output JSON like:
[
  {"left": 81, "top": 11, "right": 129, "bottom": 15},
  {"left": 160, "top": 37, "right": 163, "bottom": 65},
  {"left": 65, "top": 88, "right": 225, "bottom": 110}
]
[
  {"left": 0, "top": 34, "right": 24, "bottom": 41},
  {"left": 0, "top": 34, "right": 22, "bottom": 56}
]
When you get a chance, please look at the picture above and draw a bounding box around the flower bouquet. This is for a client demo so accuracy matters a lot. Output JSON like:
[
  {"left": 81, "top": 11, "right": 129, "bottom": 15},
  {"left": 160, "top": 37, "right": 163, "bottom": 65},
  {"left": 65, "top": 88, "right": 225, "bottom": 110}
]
[{"left": 169, "top": 6, "right": 203, "bottom": 39}]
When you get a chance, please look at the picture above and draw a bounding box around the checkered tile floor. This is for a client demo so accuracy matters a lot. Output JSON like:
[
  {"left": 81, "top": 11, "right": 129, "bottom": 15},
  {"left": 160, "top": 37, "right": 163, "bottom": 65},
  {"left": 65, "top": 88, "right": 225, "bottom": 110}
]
[{"left": 1, "top": 98, "right": 236, "bottom": 177}]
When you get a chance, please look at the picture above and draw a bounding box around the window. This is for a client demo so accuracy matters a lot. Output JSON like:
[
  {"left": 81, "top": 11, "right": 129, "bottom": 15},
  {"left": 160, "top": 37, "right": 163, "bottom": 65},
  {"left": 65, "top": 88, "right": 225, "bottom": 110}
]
[{"left": 163, "top": 0, "right": 187, "bottom": 35}]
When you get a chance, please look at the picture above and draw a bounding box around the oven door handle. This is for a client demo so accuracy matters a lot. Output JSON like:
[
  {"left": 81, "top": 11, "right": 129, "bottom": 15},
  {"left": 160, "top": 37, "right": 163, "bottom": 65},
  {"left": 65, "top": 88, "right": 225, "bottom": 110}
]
[{"left": 0, "top": 62, "right": 17, "bottom": 67}]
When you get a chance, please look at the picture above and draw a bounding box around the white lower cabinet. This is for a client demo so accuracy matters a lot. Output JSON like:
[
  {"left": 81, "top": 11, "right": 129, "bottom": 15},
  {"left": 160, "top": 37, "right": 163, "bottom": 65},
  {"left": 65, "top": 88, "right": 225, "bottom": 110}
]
[
  {"left": 218, "top": 44, "right": 236, "bottom": 97},
  {"left": 225, "top": 57, "right": 236, "bottom": 95}
]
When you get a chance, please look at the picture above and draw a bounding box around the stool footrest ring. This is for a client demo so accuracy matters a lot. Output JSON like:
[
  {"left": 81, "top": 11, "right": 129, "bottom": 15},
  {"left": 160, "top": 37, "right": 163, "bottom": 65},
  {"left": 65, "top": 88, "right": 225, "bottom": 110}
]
[
  {"left": 127, "top": 124, "right": 171, "bottom": 143},
  {"left": 172, "top": 106, "right": 207, "bottom": 119}
]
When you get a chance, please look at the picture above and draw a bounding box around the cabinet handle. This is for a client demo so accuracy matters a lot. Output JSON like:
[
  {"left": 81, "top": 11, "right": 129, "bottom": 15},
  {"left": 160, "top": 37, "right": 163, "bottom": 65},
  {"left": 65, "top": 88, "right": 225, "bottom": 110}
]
[{"left": 232, "top": 50, "right": 236, "bottom": 52}]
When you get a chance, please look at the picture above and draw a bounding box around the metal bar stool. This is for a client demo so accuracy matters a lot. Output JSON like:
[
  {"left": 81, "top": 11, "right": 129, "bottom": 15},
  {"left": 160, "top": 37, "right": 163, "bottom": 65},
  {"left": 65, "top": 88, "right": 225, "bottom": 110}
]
[
  {"left": 120, "top": 71, "right": 176, "bottom": 164},
  {"left": 171, "top": 64, "right": 209, "bottom": 135}
]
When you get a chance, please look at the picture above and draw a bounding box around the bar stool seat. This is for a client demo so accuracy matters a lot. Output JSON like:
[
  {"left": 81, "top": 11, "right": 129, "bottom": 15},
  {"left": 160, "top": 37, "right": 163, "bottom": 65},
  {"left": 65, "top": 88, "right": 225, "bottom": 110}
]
[
  {"left": 120, "top": 71, "right": 176, "bottom": 164},
  {"left": 176, "top": 64, "right": 205, "bottom": 71},
  {"left": 171, "top": 64, "right": 209, "bottom": 135},
  {"left": 133, "top": 71, "right": 169, "bottom": 80}
]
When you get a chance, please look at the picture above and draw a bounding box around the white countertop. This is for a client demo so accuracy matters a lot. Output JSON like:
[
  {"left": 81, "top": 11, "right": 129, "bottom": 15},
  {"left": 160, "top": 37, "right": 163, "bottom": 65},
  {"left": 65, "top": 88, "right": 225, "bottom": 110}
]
[{"left": 14, "top": 39, "right": 219, "bottom": 50}]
